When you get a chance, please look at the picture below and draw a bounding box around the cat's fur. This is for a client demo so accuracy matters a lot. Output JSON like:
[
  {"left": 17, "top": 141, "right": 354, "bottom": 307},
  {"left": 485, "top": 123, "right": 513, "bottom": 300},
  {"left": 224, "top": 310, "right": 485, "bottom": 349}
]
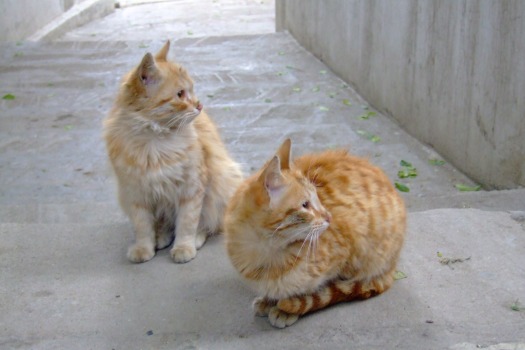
[
  {"left": 103, "top": 41, "right": 243, "bottom": 263},
  {"left": 224, "top": 139, "right": 406, "bottom": 328}
]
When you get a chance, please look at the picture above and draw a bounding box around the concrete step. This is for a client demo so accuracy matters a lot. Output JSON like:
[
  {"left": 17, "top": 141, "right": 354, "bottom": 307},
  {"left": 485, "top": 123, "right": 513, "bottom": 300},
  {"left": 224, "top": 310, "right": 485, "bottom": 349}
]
[
  {"left": 1, "top": 34, "right": 480, "bottom": 208},
  {"left": 0, "top": 208, "right": 523, "bottom": 348}
]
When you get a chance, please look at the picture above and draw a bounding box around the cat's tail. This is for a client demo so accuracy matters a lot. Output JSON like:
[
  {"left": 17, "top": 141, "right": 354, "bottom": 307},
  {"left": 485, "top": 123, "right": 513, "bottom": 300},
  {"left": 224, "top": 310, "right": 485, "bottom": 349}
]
[{"left": 276, "top": 272, "right": 394, "bottom": 316}]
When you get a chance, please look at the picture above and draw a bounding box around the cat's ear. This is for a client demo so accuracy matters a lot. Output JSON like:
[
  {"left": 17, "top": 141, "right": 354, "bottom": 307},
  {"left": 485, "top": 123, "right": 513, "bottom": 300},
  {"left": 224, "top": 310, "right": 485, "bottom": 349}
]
[
  {"left": 136, "top": 52, "right": 159, "bottom": 86},
  {"left": 275, "top": 138, "right": 292, "bottom": 170},
  {"left": 260, "top": 156, "right": 286, "bottom": 205},
  {"left": 155, "top": 40, "right": 170, "bottom": 62}
]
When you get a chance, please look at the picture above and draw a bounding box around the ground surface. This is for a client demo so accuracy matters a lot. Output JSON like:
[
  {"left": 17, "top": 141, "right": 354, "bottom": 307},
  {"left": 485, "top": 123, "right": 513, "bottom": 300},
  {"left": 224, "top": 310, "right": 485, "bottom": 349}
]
[{"left": 0, "top": 1, "right": 524, "bottom": 349}]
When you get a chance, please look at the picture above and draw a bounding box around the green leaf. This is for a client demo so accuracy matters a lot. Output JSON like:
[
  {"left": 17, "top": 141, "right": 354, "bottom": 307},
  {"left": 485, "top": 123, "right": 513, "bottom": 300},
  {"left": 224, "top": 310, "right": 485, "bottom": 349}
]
[
  {"left": 318, "top": 106, "right": 330, "bottom": 112},
  {"left": 187, "top": 31, "right": 194, "bottom": 35},
  {"left": 394, "top": 271, "right": 407, "bottom": 280},
  {"left": 455, "top": 184, "right": 481, "bottom": 192},
  {"left": 398, "top": 168, "right": 417, "bottom": 179},
  {"left": 511, "top": 299, "right": 523, "bottom": 312},
  {"left": 429, "top": 158, "right": 446, "bottom": 166},
  {"left": 64, "top": 125, "right": 73, "bottom": 131},
  {"left": 342, "top": 99, "right": 352, "bottom": 106},
  {"left": 138, "top": 43, "right": 148, "bottom": 48},
  {"left": 361, "top": 105, "right": 369, "bottom": 110},
  {"left": 264, "top": 98, "right": 272, "bottom": 103},
  {"left": 2, "top": 93, "right": 15, "bottom": 100},
  {"left": 278, "top": 51, "right": 285, "bottom": 56},
  {"left": 356, "top": 130, "right": 380, "bottom": 142},
  {"left": 206, "top": 94, "right": 214, "bottom": 98},
  {"left": 328, "top": 92, "right": 336, "bottom": 98},
  {"left": 285, "top": 65, "right": 296, "bottom": 70},
  {"left": 292, "top": 87, "right": 301, "bottom": 92},
  {"left": 358, "top": 111, "right": 377, "bottom": 120},
  {"left": 437, "top": 251, "right": 443, "bottom": 258},
  {"left": 223, "top": 106, "right": 232, "bottom": 111},
  {"left": 276, "top": 71, "right": 286, "bottom": 76},
  {"left": 319, "top": 70, "right": 327, "bottom": 74},
  {"left": 14, "top": 52, "right": 23, "bottom": 57},
  {"left": 312, "top": 86, "right": 320, "bottom": 92},
  {"left": 395, "top": 182, "right": 410, "bottom": 192},
  {"left": 400, "top": 160, "right": 412, "bottom": 167}
]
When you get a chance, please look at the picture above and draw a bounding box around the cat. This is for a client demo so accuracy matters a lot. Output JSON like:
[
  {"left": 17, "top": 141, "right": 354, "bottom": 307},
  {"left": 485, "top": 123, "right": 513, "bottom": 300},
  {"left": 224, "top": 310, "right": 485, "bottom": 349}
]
[
  {"left": 224, "top": 139, "right": 406, "bottom": 328},
  {"left": 103, "top": 41, "right": 243, "bottom": 264}
]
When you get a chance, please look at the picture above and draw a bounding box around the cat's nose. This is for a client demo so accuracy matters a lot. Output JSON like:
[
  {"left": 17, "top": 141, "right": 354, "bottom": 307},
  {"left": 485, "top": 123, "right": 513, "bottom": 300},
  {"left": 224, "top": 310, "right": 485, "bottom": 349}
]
[
  {"left": 196, "top": 103, "right": 203, "bottom": 111},
  {"left": 324, "top": 212, "right": 332, "bottom": 224}
]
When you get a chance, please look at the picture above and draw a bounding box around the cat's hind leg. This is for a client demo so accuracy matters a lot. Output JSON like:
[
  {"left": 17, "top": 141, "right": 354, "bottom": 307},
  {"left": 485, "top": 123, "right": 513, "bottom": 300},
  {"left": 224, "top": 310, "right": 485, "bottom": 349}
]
[{"left": 154, "top": 215, "right": 174, "bottom": 250}]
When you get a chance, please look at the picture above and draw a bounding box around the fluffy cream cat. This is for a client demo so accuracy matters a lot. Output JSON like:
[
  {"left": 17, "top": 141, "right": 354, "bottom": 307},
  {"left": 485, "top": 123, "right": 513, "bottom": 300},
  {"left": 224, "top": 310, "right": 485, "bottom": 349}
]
[{"left": 103, "top": 41, "right": 243, "bottom": 263}]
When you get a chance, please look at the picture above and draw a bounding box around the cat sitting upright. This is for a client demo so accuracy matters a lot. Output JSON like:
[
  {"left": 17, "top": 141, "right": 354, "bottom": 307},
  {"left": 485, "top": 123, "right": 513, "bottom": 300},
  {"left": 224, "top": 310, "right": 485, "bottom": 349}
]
[
  {"left": 103, "top": 41, "right": 243, "bottom": 264},
  {"left": 224, "top": 139, "right": 406, "bottom": 328}
]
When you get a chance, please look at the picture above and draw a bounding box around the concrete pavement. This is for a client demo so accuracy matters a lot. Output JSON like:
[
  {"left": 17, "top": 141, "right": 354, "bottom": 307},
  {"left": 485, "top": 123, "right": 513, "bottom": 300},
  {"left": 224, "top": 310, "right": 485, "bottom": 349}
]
[{"left": 0, "top": 1, "right": 524, "bottom": 349}]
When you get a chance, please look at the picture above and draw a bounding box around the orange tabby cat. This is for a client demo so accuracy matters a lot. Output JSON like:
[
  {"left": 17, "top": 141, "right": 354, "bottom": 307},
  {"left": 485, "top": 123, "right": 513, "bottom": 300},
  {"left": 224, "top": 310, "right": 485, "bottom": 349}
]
[
  {"left": 103, "top": 41, "right": 243, "bottom": 263},
  {"left": 224, "top": 139, "right": 406, "bottom": 328}
]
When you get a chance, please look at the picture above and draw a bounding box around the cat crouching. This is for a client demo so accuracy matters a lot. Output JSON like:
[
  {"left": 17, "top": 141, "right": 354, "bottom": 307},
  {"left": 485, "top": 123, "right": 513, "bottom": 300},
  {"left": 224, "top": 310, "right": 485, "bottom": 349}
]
[
  {"left": 224, "top": 139, "right": 406, "bottom": 327},
  {"left": 103, "top": 41, "right": 243, "bottom": 263}
]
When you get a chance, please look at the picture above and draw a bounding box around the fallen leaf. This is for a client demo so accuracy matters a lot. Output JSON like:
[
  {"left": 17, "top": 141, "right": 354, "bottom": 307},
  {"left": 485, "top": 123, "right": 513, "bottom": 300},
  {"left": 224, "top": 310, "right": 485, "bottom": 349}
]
[
  {"left": 328, "top": 92, "right": 336, "bottom": 98},
  {"left": 455, "top": 184, "right": 481, "bottom": 192},
  {"left": 64, "top": 125, "right": 73, "bottom": 131},
  {"left": 206, "top": 94, "right": 214, "bottom": 98},
  {"left": 358, "top": 111, "right": 377, "bottom": 120},
  {"left": 394, "top": 271, "right": 407, "bottom": 280},
  {"left": 264, "top": 98, "right": 272, "bottom": 103},
  {"left": 342, "top": 99, "right": 352, "bottom": 106},
  {"left": 312, "top": 86, "right": 320, "bottom": 92},
  {"left": 278, "top": 51, "right": 285, "bottom": 56},
  {"left": 395, "top": 182, "right": 410, "bottom": 192},
  {"left": 223, "top": 106, "right": 232, "bottom": 111},
  {"left": 292, "top": 87, "right": 301, "bottom": 92},
  {"left": 429, "top": 158, "right": 446, "bottom": 166},
  {"left": 2, "top": 93, "right": 15, "bottom": 100},
  {"left": 319, "top": 70, "right": 327, "bottom": 74},
  {"left": 318, "top": 106, "right": 330, "bottom": 112},
  {"left": 187, "top": 31, "right": 194, "bottom": 35},
  {"left": 356, "top": 130, "right": 380, "bottom": 142}
]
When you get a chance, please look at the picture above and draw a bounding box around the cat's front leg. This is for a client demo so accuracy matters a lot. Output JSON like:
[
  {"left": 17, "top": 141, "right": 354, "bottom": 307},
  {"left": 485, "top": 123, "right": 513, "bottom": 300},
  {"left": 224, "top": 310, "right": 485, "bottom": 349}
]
[
  {"left": 252, "top": 297, "right": 277, "bottom": 316},
  {"left": 127, "top": 204, "right": 156, "bottom": 263},
  {"left": 268, "top": 306, "right": 299, "bottom": 328},
  {"left": 170, "top": 193, "right": 204, "bottom": 263}
]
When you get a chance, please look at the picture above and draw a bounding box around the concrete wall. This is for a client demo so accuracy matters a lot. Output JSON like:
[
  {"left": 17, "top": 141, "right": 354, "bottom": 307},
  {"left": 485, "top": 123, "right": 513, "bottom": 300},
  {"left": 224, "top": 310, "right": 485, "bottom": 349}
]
[
  {"left": 277, "top": 0, "right": 525, "bottom": 189},
  {"left": 0, "top": 0, "right": 114, "bottom": 43}
]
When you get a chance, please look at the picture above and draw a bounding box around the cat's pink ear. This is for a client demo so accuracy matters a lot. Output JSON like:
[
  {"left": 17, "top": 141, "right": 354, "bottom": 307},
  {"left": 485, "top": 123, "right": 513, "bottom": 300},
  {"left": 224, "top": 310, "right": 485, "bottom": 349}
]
[
  {"left": 260, "top": 156, "right": 286, "bottom": 204},
  {"left": 275, "top": 138, "right": 292, "bottom": 170},
  {"left": 155, "top": 40, "right": 170, "bottom": 61},
  {"left": 137, "top": 53, "right": 159, "bottom": 86}
]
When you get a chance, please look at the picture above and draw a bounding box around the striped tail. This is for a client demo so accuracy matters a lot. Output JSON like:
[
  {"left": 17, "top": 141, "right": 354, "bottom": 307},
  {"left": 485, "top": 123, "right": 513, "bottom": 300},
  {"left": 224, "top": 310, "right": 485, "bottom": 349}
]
[{"left": 277, "top": 274, "right": 394, "bottom": 316}]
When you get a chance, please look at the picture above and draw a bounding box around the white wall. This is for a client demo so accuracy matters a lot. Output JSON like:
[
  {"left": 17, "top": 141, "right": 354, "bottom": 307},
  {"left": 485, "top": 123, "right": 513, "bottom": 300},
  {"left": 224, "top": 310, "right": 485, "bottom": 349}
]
[{"left": 277, "top": 0, "right": 525, "bottom": 189}]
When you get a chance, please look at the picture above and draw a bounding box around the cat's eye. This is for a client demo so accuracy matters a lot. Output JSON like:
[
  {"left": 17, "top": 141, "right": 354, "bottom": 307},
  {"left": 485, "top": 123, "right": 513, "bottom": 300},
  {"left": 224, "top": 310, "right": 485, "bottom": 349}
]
[
  {"left": 177, "top": 90, "right": 185, "bottom": 98},
  {"left": 302, "top": 201, "right": 310, "bottom": 209}
]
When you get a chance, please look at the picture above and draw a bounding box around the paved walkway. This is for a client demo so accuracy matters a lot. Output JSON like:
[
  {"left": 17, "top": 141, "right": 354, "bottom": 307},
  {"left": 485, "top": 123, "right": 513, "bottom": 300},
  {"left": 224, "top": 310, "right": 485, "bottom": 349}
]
[{"left": 0, "top": 1, "right": 523, "bottom": 349}]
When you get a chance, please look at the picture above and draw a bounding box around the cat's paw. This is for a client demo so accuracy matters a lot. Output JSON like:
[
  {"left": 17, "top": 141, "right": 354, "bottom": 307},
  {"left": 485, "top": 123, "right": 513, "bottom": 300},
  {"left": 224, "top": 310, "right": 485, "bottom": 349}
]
[
  {"left": 127, "top": 242, "right": 155, "bottom": 263},
  {"left": 170, "top": 244, "right": 197, "bottom": 263},
  {"left": 155, "top": 232, "right": 174, "bottom": 250},
  {"left": 253, "top": 297, "right": 276, "bottom": 317},
  {"left": 268, "top": 306, "right": 299, "bottom": 328}
]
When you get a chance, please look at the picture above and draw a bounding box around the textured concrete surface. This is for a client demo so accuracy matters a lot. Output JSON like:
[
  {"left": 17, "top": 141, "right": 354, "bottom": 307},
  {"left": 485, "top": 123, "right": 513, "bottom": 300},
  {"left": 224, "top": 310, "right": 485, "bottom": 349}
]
[
  {"left": 277, "top": 0, "right": 525, "bottom": 189},
  {"left": 0, "top": 1, "right": 524, "bottom": 349}
]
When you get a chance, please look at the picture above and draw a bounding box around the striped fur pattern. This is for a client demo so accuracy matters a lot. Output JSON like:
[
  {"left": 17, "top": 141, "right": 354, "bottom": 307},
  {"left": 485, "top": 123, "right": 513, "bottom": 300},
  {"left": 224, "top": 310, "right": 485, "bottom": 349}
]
[
  {"left": 103, "top": 41, "right": 243, "bottom": 263},
  {"left": 224, "top": 139, "right": 406, "bottom": 328}
]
